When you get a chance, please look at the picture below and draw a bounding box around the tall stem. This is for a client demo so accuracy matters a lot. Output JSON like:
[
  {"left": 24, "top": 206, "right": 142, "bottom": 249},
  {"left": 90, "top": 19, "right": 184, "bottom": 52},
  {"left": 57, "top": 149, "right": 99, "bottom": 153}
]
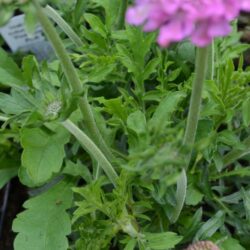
[
  {"left": 206, "top": 41, "right": 214, "bottom": 80},
  {"left": 172, "top": 47, "right": 209, "bottom": 222},
  {"left": 45, "top": 5, "right": 84, "bottom": 47},
  {"left": 183, "top": 46, "right": 209, "bottom": 166},
  {"left": 116, "top": 0, "right": 128, "bottom": 30},
  {"left": 33, "top": 0, "right": 81, "bottom": 93},
  {"left": 32, "top": 0, "right": 114, "bottom": 163},
  {"left": 0, "top": 115, "right": 8, "bottom": 121},
  {"left": 62, "top": 120, "right": 118, "bottom": 186},
  {"left": 62, "top": 120, "right": 140, "bottom": 236}
]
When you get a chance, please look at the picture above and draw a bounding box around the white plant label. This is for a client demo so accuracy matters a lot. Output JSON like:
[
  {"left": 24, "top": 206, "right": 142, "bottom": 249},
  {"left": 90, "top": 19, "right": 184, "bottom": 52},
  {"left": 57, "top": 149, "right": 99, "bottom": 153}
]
[{"left": 0, "top": 14, "right": 53, "bottom": 60}]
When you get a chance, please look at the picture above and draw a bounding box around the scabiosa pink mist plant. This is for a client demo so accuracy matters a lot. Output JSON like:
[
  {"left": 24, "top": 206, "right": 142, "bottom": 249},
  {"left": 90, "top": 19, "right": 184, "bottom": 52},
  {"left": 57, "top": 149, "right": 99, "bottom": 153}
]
[
  {"left": 126, "top": 0, "right": 250, "bottom": 47},
  {"left": 126, "top": 0, "right": 250, "bottom": 224}
]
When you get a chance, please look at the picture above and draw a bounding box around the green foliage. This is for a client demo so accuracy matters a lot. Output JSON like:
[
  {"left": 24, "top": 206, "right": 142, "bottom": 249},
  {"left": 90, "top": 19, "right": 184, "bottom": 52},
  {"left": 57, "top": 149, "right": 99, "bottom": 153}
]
[
  {"left": 185, "top": 182, "right": 204, "bottom": 206},
  {"left": 220, "top": 237, "right": 245, "bottom": 250},
  {"left": 0, "top": 129, "right": 20, "bottom": 188},
  {"left": 194, "top": 211, "right": 225, "bottom": 241},
  {"left": 0, "top": 5, "right": 14, "bottom": 26},
  {"left": 12, "top": 178, "right": 74, "bottom": 250},
  {"left": 20, "top": 125, "right": 69, "bottom": 185},
  {"left": 242, "top": 97, "right": 250, "bottom": 127},
  {"left": 0, "top": 167, "right": 17, "bottom": 188},
  {"left": 72, "top": 176, "right": 129, "bottom": 249},
  {"left": 0, "top": 90, "right": 32, "bottom": 115},
  {"left": 148, "top": 91, "right": 186, "bottom": 134},
  {"left": 144, "top": 232, "right": 182, "bottom": 249},
  {"left": 0, "top": 1, "right": 250, "bottom": 250},
  {"left": 0, "top": 48, "right": 24, "bottom": 87}
]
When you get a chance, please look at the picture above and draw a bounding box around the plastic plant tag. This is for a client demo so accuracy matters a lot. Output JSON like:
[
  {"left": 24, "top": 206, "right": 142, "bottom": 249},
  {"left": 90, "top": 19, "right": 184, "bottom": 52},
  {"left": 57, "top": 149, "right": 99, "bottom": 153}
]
[{"left": 0, "top": 14, "right": 53, "bottom": 61}]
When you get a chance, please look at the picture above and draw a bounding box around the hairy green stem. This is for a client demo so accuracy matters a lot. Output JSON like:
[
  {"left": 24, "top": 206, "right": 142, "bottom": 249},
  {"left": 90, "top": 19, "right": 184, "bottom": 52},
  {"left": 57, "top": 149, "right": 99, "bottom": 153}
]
[
  {"left": 183, "top": 46, "right": 209, "bottom": 166},
  {"left": 223, "top": 136, "right": 250, "bottom": 168},
  {"left": 62, "top": 119, "right": 118, "bottom": 186},
  {"left": 45, "top": 5, "right": 84, "bottom": 47},
  {"left": 62, "top": 122, "right": 139, "bottom": 236},
  {"left": 0, "top": 115, "right": 8, "bottom": 121},
  {"left": 173, "top": 47, "right": 209, "bottom": 222},
  {"left": 206, "top": 41, "right": 214, "bottom": 80},
  {"left": 32, "top": 0, "right": 114, "bottom": 163},
  {"left": 79, "top": 94, "right": 115, "bottom": 163},
  {"left": 116, "top": 0, "right": 128, "bottom": 30},
  {"left": 33, "top": 0, "right": 81, "bottom": 93}
]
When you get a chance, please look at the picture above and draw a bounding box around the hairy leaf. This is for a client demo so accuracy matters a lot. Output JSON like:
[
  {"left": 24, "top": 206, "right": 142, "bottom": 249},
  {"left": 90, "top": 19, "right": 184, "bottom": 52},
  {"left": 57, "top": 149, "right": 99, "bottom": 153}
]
[
  {"left": 220, "top": 237, "right": 245, "bottom": 250},
  {"left": 149, "top": 91, "right": 185, "bottom": 132},
  {"left": 13, "top": 178, "right": 74, "bottom": 250},
  {"left": 21, "top": 126, "right": 70, "bottom": 185},
  {"left": 194, "top": 211, "right": 225, "bottom": 240},
  {"left": 0, "top": 156, "right": 19, "bottom": 188},
  {"left": 0, "top": 167, "right": 18, "bottom": 189},
  {"left": 242, "top": 97, "right": 250, "bottom": 127},
  {"left": 0, "top": 90, "right": 32, "bottom": 115},
  {"left": 145, "top": 232, "right": 183, "bottom": 250},
  {"left": 0, "top": 48, "right": 24, "bottom": 87}
]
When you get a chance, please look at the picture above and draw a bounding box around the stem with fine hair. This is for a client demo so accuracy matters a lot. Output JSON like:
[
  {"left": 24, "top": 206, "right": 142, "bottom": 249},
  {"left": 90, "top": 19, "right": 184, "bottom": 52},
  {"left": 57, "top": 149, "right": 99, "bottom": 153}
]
[
  {"left": 116, "top": 0, "right": 128, "bottom": 30},
  {"left": 45, "top": 5, "right": 84, "bottom": 47},
  {"left": 206, "top": 40, "right": 214, "bottom": 80},
  {"left": 173, "top": 47, "right": 209, "bottom": 222},
  {"left": 183, "top": 46, "right": 209, "bottom": 166},
  {"left": 0, "top": 115, "right": 8, "bottom": 121},
  {"left": 62, "top": 122, "right": 139, "bottom": 237},
  {"left": 32, "top": 0, "right": 114, "bottom": 163},
  {"left": 62, "top": 119, "right": 118, "bottom": 186}
]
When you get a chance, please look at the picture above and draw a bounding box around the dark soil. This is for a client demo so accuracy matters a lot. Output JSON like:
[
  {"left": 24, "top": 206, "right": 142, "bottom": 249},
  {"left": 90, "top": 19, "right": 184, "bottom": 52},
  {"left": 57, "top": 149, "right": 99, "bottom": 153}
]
[{"left": 0, "top": 178, "right": 28, "bottom": 250}]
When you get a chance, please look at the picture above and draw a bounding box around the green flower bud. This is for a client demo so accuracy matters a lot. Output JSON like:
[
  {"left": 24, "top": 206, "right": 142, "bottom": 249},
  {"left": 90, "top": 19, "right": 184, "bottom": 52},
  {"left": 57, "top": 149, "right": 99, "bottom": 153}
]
[{"left": 45, "top": 100, "right": 62, "bottom": 120}]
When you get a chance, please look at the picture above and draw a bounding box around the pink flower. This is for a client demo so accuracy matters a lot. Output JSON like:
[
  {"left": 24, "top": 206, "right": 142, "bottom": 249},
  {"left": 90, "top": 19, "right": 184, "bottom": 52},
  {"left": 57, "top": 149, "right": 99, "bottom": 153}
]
[
  {"left": 126, "top": 0, "right": 250, "bottom": 47},
  {"left": 241, "top": 0, "right": 250, "bottom": 11}
]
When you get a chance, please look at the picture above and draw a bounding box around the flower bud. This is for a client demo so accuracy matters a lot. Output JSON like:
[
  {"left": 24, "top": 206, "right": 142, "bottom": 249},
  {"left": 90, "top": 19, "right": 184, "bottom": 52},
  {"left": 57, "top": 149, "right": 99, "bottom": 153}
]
[
  {"left": 45, "top": 100, "right": 62, "bottom": 120},
  {"left": 186, "top": 241, "right": 220, "bottom": 250}
]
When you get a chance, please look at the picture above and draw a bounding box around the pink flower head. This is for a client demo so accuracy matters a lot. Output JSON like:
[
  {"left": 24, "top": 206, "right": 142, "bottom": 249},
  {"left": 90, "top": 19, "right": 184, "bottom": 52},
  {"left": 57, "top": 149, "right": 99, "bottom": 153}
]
[
  {"left": 241, "top": 0, "right": 250, "bottom": 11},
  {"left": 126, "top": 0, "right": 250, "bottom": 47}
]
